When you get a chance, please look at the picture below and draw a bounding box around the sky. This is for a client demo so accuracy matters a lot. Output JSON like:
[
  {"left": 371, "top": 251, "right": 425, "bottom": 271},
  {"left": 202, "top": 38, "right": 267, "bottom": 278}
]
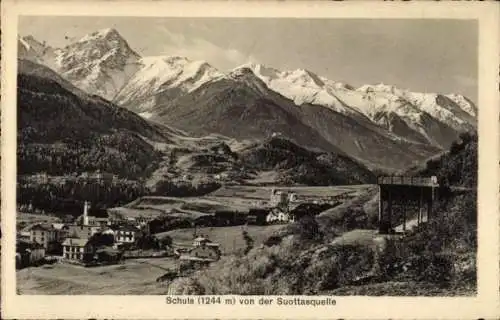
[{"left": 19, "top": 17, "right": 478, "bottom": 103}]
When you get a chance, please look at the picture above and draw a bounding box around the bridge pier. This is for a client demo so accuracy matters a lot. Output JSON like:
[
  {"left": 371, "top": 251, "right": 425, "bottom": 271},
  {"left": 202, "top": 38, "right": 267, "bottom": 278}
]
[{"left": 377, "top": 176, "right": 438, "bottom": 235}]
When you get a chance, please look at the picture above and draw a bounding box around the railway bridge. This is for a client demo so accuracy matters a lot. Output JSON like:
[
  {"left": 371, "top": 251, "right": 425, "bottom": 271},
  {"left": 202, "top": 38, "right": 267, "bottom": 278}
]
[{"left": 377, "top": 176, "right": 439, "bottom": 234}]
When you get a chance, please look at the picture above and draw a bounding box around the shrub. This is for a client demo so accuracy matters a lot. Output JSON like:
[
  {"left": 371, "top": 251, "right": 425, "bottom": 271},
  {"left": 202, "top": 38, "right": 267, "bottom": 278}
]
[
  {"left": 263, "top": 235, "right": 282, "bottom": 247},
  {"left": 289, "top": 215, "right": 323, "bottom": 242}
]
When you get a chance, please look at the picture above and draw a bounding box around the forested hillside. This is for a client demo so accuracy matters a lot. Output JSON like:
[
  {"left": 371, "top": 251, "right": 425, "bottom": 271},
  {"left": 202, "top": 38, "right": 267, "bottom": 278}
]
[
  {"left": 17, "top": 72, "right": 166, "bottom": 179},
  {"left": 409, "top": 131, "right": 477, "bottom": 187}
]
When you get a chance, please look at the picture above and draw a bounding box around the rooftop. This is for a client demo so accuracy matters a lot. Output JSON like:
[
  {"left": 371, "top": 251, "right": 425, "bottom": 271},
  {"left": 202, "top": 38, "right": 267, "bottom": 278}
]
[
  {"left": 62, "top": 238, "right": 89, "bottom": 246},
  {"left": 30, "top": 223, "right": 55, "bottom": 231},
  {"left": 377, "top": 176, "right": 439, "bottom": 187},
  {"left": 193, "top": 237, "right": 209, "bottom": 242}
]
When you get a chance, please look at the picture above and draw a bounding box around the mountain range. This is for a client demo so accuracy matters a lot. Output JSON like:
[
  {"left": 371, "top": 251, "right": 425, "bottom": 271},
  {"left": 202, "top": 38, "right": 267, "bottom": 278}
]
[{"left": 17, "top": 28, "right": 477, "bottom": 174}]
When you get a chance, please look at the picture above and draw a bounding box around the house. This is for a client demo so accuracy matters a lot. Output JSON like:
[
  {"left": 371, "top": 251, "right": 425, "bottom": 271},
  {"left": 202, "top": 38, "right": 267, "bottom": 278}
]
[
  {"left": 113, "top": 225, "right": 140, "bottom": 244},
  {"left": 269, "top": 189, "right": 291, "bottom": 211},
  {"left": 87, "top": 216, "right": 109, "bottom": 228},
  {"left": 34, "top": 172, "right": 49, "bottom": 184},
  {"left": 189, "top": 245, "right": 220, "bottom": 261},
  {"left": 66, "top": 224, "right": 100, "bottom": 239},
  {"left": 189, "top": 237, "right": 220, "bottom": 261},
  {"left": 101, "top": 227, "right": 116, "bottom": 236},
  {"left": 16, "top": 240, "right": 46, "bottom": 268},
  {"left": 62, "top": 238, "right": 94, "bottom": 261},
  {"left": 51, "top": 223, "right": 69, "bottom": 241},
  {"left": 266, "top": 209, "right": 294, "bottom": 224},
  {"left": 29, "top": 223, "right": 57, "bottom": 250},
  {"left": 135, "top": 215, "right": 154, "bottom": 226},
  {"left": 193, "top": 236, "right": 210, "bottom": 247},
  {"left": 17, "top": 231, "right": 30, "bottom": 242},
  {"left": 79, "top": 170, "right": 116, "bottom": 183},
  {"left": 18, "top": 224, "right": 34, "bottom": 241}
]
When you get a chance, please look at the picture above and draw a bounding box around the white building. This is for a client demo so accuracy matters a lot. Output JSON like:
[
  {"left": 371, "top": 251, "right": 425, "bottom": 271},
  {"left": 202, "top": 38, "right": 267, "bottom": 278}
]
[{"left": 62, "top": 238, "right": 93, "bottom": 261}]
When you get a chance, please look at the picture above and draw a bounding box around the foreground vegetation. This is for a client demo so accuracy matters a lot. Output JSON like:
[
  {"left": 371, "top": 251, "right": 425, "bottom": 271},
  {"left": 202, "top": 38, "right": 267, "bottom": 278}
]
[{"left": 166, "top": 133, "right": 478, "bottom": 295}]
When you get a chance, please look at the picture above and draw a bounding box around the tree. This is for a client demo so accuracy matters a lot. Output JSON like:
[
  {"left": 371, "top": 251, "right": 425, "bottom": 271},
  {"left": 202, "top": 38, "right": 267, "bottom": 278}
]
[
  {"left": 242, "top": 229, "right": 254, "bottom": 255},
  {"left": 159, "top": 235, "right": 173, "bottom": 249},
  {"left": 135, "top": 234, "right": 160, "bottom": 250},
  {"left": 293, "top": 215, "right": 323, "bottom": 242},
  {"left": 88, "top": 232, "right": 115, "bottom": 247}
]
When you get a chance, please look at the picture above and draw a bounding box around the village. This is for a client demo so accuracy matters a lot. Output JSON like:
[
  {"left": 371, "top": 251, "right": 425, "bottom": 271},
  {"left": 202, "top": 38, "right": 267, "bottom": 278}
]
[
  {"left": 16, "top": 186, "right": 351, "bottom": 277},
  {"left": 17, "top": 199, "right": 222, "bottom": 270}
]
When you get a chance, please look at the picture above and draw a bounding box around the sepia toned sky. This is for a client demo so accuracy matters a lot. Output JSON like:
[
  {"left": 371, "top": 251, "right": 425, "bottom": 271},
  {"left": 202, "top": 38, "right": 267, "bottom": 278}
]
[{"left": 19, "top": 17, "right": 478, "bottom": 102}]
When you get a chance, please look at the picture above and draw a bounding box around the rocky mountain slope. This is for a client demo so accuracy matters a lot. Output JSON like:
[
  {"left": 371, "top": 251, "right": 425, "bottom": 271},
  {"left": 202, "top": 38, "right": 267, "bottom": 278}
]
[
  {"left": 151, "top": 67, "right": 441, "bottom": 171},
  {"left": 17, "top": 29, "right": 477, "bottom": 172},
  {"left": 242, "top": 63, "right": 477, "bottom": 150},
  {"left": 114, "top": 56, "right": 224, "bottom": 115},
  {"left": 18, "top": 28, "right": 142, "bottom": 100},
  {"left": 18, "top": 60, "right": 373, "bottom": 187}
]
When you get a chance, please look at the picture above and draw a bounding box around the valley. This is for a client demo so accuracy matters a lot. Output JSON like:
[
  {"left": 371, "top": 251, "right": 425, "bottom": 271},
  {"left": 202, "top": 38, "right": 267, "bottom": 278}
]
[{"left": 15, "top": 26, "right": 478, "bottom": 297}]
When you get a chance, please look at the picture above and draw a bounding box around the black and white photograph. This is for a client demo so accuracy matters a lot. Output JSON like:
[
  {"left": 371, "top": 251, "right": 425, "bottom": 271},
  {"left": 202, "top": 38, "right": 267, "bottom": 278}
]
[
  {"left": 13, "top": 15, "right": 482, "bottom": 297},
  {"left": 3, "top": 4, "right": 498, "bottom": 319}
]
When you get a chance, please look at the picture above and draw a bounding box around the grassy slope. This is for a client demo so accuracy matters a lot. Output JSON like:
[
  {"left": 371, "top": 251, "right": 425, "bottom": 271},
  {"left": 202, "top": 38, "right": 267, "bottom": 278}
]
[
  {"left": 16, "top": 259, "right": 177, "bottom": 295},
  {"left": 158, "top": 225, "right": 285, "bottom": 255},
  {"left": 164, "top": 133, "right": 478, "bottom": 295}
]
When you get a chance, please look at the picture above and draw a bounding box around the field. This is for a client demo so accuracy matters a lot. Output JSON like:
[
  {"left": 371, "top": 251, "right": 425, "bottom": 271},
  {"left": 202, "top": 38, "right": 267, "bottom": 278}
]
[
  {"left": 16, "top": 258, "right": 178, "bottom": 295},
  {"left": 17, "top": 184, "right": 377, "bottom": 295},
  {"left": 157, "top": 225, "right": 285, "bottom": 255},
  {"left": 17, "top": 212, "right": 61, "bottom": 225},
  {"left": 208, "top": 184, "right": 372, "bottom": 202},
  {"left": 110, "top": 184, "right": 374, "bottom": 219}
]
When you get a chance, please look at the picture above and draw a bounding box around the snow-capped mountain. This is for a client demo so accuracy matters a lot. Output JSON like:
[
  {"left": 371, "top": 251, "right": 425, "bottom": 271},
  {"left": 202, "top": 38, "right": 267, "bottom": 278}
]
[
  {"left": 232, "top": 64, "right": 476, "bottom": 149},
  {"left": 237, "top": 63, "right": 362, "bottom": 116},
  {"left": 18, "top": 28, "right": 477, "bottom": 160},
  {"left": 353, "top": 84, "right": 476, "bottom": 130},
  {"left": 54, "top": 28, "right": 142, "bottom": 100},
  {"left": 114, "top": 56, "right": 224, "bottom": 115},
  {"left": 19, "top": 28, "right": 142, "bottom": 100},
  {"left": 18, "top": 35, "right": 60, "bottom": 70},
  {"left": 151, "top": 65, "right": 442, "bottom": 171}
]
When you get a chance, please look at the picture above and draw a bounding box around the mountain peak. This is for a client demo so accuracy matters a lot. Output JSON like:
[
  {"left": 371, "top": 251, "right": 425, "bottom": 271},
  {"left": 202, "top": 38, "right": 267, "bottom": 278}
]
[
  {"left": 283, "top": 68, "right": 325, "bottom": 87},
  {"left": 114, "top": 55, "right": 224, "bottom": 112},
  {"left": 21, "top": 35, "right": 38, "bottom": 42},
  {"left": 77, "top": 28, "right": 126, "bottom": 44}
]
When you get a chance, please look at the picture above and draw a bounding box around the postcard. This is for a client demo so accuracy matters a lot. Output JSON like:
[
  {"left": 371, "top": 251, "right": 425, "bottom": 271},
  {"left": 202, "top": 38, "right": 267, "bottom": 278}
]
[{"left": 1, "top": 0, "right": 499, "bottom": 319}]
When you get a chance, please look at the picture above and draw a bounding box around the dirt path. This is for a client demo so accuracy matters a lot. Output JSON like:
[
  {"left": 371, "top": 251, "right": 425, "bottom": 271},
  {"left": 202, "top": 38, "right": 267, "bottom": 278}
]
[{"left": 330, "top": 229, "right": 379, "bottom": 247}]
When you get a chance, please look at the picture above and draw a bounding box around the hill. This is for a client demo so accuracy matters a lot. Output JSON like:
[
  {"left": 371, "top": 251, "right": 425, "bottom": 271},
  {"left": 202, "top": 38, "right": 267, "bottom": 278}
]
[
  {"left": 17, "top": 65, "right": 168, "bottom": 179},
  {"left": 406, "top": 131, "right": 477, "bottom": 187},
  {"left": 239, "top": 137, "right": 375, "bottom": 185},
  {"left": 152, "top": 68, "right": 440, "bottom": 171},
  {"left": 168, "top": 133, "right": 478, "bottom": 296}
]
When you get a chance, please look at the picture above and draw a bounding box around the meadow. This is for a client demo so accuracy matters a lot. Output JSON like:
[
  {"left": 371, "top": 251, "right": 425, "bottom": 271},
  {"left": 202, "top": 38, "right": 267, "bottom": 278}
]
[{"left": 16, "top": 257, "right": 178, "bottom": 295}]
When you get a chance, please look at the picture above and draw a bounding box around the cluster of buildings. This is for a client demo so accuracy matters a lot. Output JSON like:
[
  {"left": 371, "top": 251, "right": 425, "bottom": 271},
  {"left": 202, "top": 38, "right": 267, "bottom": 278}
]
[
  {"left": 246, "top": 189, "right": 341, "bottom": 225},
  {"left": 17, "top": 201, "right": 145, "bottom": 267},
  {"left": 21, "top": 170, "right": 120, "bottom": 186},
  {"left": 264, "top": 189, "right": 298, "bottom": 224}
]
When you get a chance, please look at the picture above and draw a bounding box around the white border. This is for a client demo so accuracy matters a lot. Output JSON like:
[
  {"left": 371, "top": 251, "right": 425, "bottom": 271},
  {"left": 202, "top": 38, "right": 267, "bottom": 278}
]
[{"left": 2, "top": 1, "right": 499, "bottom": 319}]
